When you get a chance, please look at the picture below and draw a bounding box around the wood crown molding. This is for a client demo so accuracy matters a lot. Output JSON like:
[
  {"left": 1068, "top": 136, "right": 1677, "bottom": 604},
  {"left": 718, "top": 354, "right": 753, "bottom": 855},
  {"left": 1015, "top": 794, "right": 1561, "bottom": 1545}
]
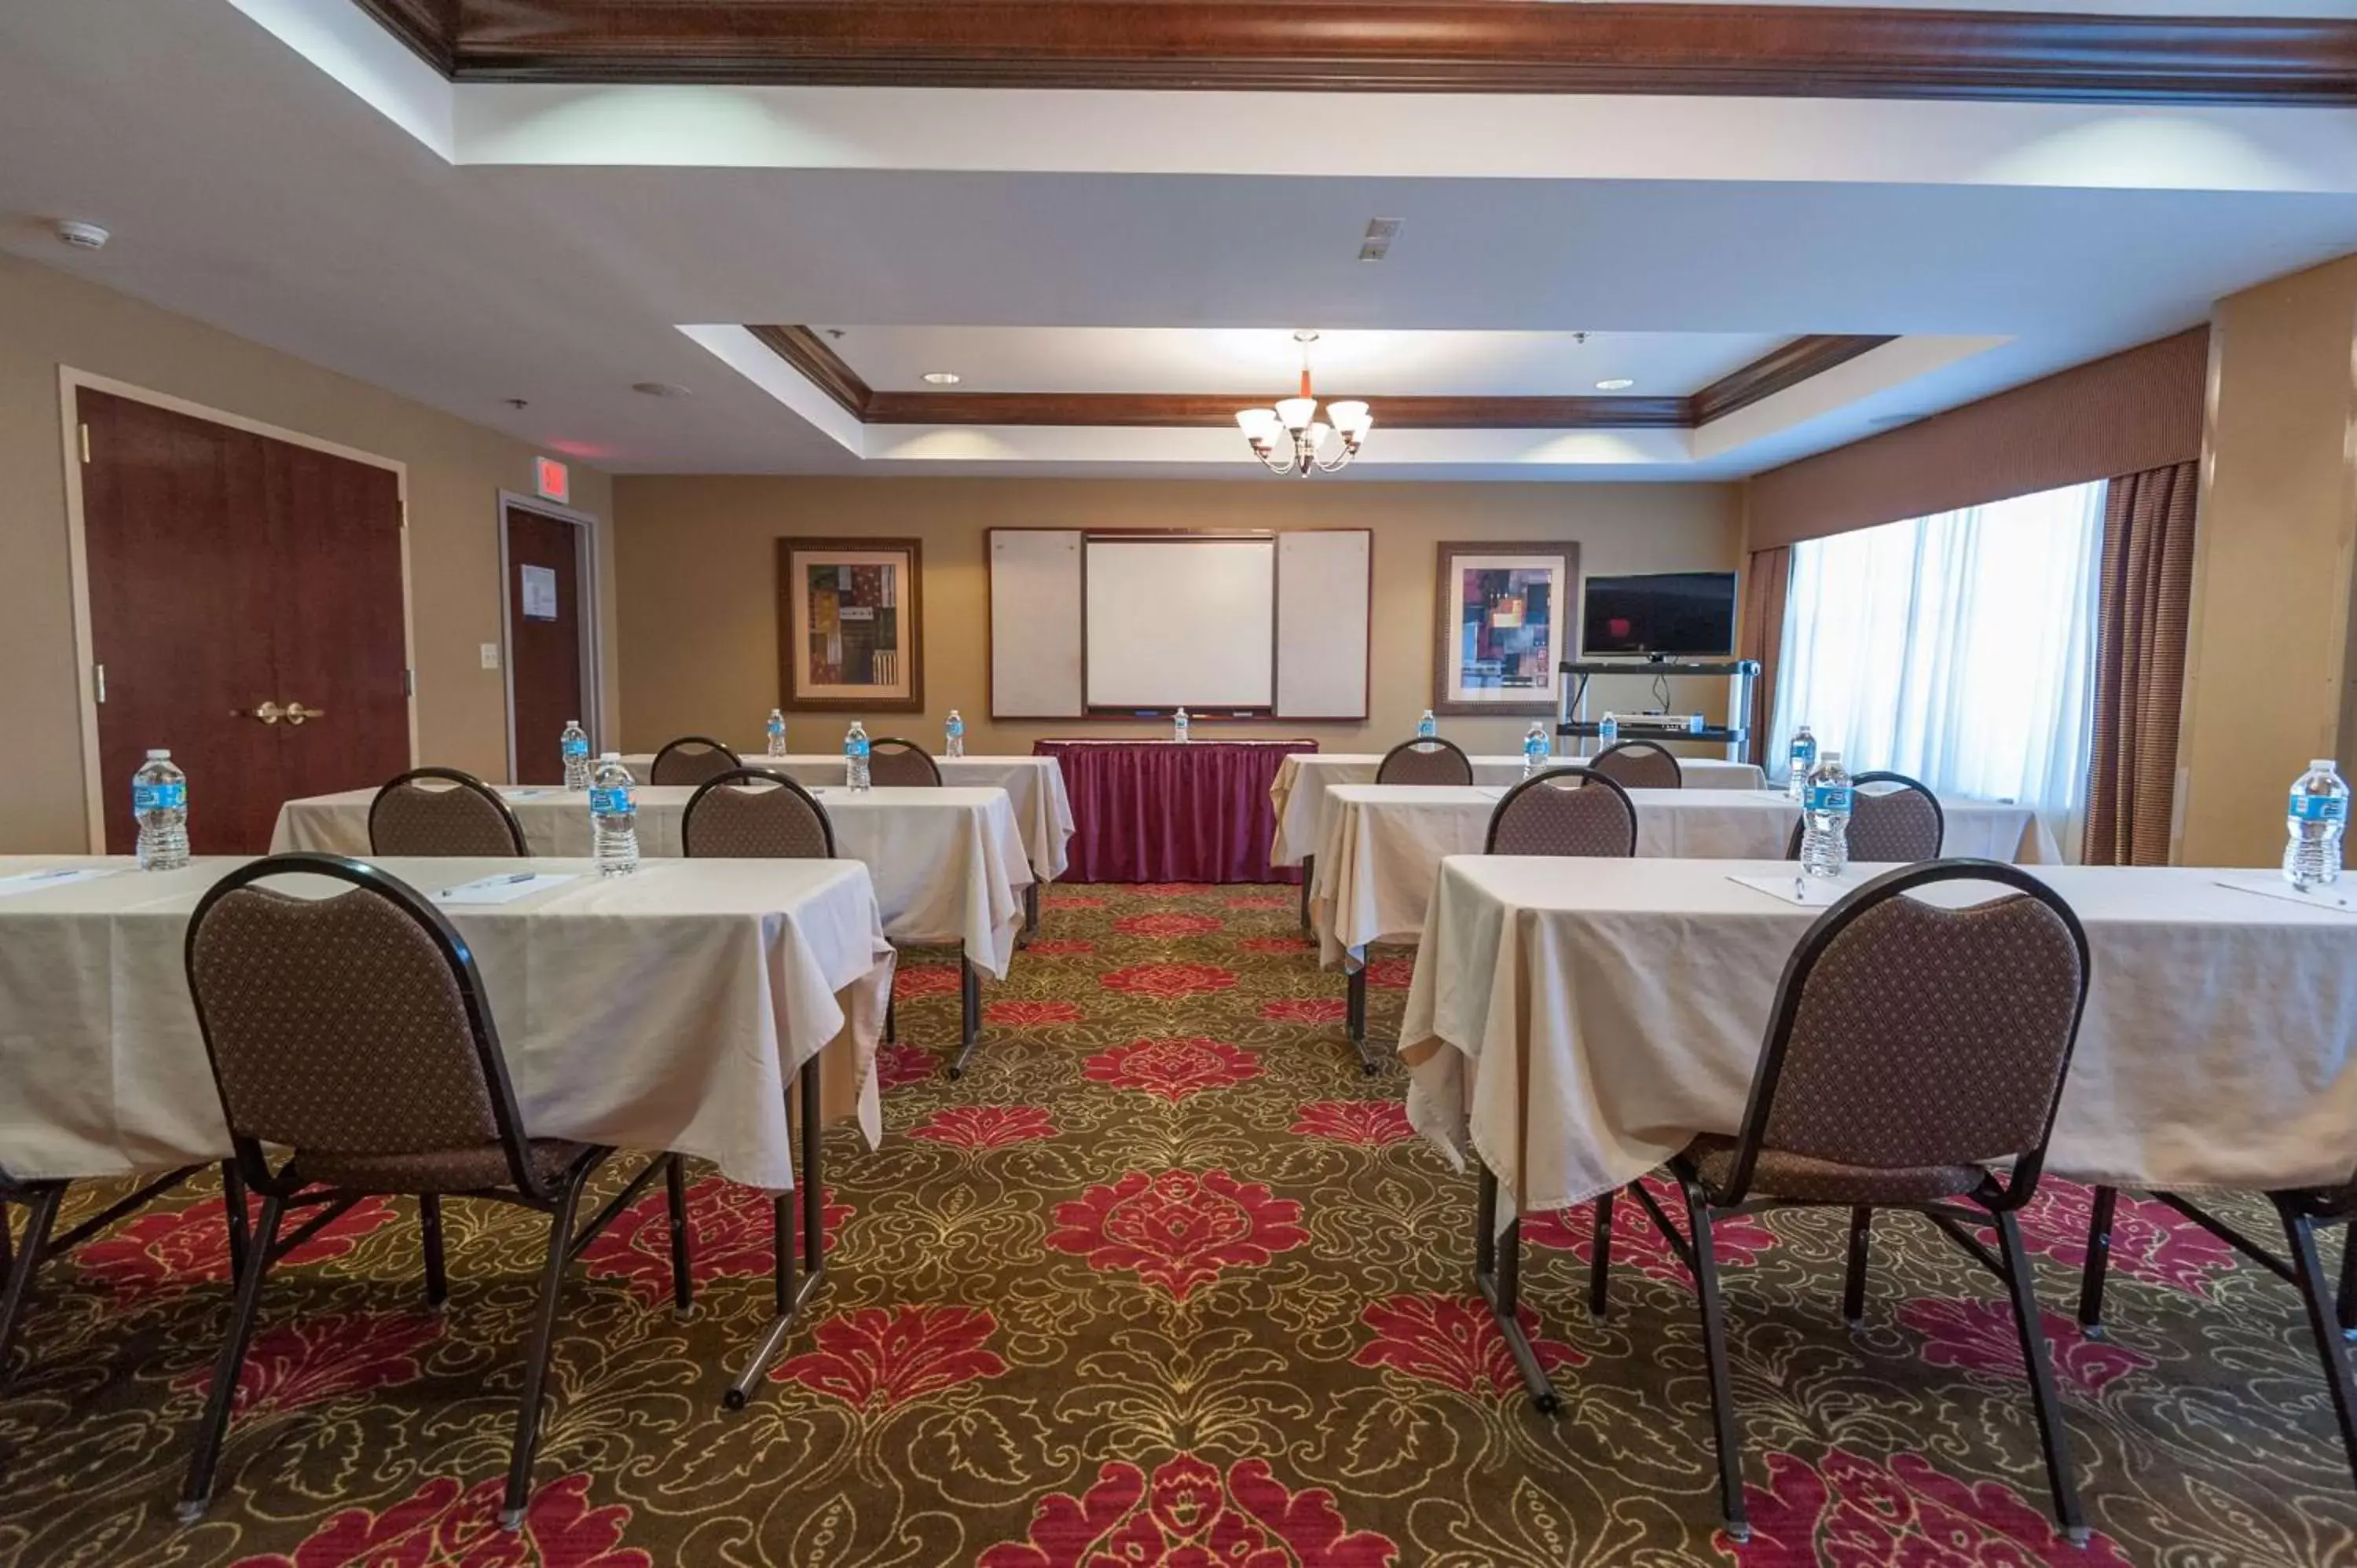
[
  {"left": 744, "top": 327, "right": 1892, "bottom": 430},
  {"left": 356, "top": 2, "right": 2357, "bottom": 106}
]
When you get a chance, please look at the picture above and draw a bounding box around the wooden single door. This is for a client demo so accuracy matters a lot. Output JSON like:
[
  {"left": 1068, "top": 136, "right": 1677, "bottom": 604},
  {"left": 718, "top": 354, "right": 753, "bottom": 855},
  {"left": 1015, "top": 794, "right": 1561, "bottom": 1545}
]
[
  {"left": 504, "top": 505, "right": 587, "bottom": 785},
  {"left": 79, "top": 389, "right": 409, "bottom": 854}
]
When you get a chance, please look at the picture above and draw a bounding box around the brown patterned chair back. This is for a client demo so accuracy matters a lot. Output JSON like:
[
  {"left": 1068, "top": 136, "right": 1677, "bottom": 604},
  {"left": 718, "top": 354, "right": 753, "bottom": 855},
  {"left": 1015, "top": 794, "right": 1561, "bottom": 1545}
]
[
  {"left": 651, "top": 736, "right": 741, "bottom": 786},
  {"left": 1484, "top": 768, "right": 1639, "bottom": 857},
  {"left": 868, "top": 738, "right": 942, "bottom": 787},
  {"left": 1376, "top": 738, "right": 1475, "bottom": 786},
  {"left": 683, "top": 768, "right": 837, "bottom": 859},
  {"left": 368, "top": 768, "right": 526, "bottom": 857},
  {"left": 1722, "top": 859, "right": 2090, "bottom": 1208},
  {"left": 1589, "top": 740, "right": 1683, "bottom": 790},
  {"left": 1782, "top": 771, "right": 1947, "bottom": 863},
  {"left": 184, "top": 854, "right": 537, "bottom": 1199}
]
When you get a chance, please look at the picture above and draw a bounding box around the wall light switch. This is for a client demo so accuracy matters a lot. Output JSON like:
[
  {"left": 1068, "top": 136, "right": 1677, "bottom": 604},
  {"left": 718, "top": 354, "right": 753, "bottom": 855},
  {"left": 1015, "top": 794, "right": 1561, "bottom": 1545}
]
[{"left": 480, "top": 643, "right": 501, "bottom": 670}]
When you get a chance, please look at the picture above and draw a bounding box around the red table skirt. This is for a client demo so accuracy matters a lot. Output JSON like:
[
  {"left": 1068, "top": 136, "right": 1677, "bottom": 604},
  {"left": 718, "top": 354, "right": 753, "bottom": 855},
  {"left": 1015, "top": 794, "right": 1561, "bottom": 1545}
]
[{"left": 1034, "top": 739, "right": 1317, "bottom": 884}]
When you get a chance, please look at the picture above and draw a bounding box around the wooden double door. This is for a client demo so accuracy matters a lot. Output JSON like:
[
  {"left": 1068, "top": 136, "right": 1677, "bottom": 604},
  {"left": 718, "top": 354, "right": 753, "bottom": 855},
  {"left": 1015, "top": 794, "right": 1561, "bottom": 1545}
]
[{"left": 79, "top": 388, "right": 412, "bottom": 855}]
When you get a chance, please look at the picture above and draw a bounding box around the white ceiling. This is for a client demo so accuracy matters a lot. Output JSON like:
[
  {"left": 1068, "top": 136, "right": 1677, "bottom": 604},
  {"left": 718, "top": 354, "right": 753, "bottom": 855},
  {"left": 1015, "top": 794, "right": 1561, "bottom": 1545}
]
[{"left": 0, "top": 0, "right": 2355, "bottom": 480}]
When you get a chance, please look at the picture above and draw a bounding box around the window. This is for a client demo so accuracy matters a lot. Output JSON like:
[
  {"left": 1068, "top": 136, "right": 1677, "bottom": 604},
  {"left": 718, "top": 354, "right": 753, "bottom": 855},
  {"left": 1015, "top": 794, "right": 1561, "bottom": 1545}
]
[{"left": 1770, "top": 479, "right": 2106, "bottom": 839}]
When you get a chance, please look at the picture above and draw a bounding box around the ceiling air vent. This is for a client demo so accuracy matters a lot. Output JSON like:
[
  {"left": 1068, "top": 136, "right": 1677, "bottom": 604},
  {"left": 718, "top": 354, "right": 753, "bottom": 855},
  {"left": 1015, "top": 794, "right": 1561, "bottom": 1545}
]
[{"left": 1358, "top": 218, "right": 1402, "bottom": 262}]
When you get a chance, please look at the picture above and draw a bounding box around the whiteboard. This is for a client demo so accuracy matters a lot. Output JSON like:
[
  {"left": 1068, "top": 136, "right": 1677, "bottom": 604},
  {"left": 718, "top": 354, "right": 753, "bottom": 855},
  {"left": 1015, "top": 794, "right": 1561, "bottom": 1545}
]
[
  {"left": 1084, "top": 537, "right": 1275, "bottom": 709},
  {"left": 989, "top": 529, "right": 1083, "bottom": 717},
  {"left": 1275, "top": 530, "right": 1370, "bottom": 718}
]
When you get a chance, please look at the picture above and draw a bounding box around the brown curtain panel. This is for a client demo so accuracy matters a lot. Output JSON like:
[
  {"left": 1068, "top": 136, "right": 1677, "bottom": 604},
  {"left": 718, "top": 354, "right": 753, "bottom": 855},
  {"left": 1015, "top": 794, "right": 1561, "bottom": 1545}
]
[
  {"left": 2083, "top": 460, "right": 2199, "bottom": 865},
  {"left": 1738, "top": 546, "right": 1791, "bottom": 771}
]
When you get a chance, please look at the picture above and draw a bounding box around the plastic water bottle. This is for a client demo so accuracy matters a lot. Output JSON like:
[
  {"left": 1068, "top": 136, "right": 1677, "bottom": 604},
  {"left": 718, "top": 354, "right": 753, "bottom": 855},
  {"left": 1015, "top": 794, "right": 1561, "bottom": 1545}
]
[
  {"left": 560, "top": 720, "right": 591, "bottom": 792},
  {"left": 1173, "top": 708, "right": 1190, "bottom": 745},
  {"left": 588, "top": 753, "right": 638, "bottom": 877},
  {"left": 1800, "top": 750, "right": 1853, "bottom": 879},
  {"left": 845, "top": 721, "right": 872, "bottom": 791},
  {"left": 1417, "top": 709, "right": 1438, "bottom": 739},
  {"left": 1597, "top": 711, "right": 1619, "bottom": 753},
  {"left": 945, "top": 709, "right": 966, "bottom": 759},
  {"left": 1521, "top": 722, "right": 1551, "bottom": 779},
  {"left": 765, "top": 708, "right": 787, "bottom": 758},
  {"left": 132, "top": 750, "right": 189, "bottom": 870},
  {"left": 1786, "top": 724, "right": 1817, "bottom": 802},
  {"left": 2285, "top": 759, "right": 2349, "bottom": 889}
]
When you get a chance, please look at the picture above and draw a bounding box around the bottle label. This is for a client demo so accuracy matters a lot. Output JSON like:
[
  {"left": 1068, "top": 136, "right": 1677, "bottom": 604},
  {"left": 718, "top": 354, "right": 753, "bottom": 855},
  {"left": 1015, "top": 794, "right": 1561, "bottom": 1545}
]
[
  {"left": 588, "top": 786, "right": 632, "bottom": 815},
  {"left": 1790, "top": 738, "right": 1816, "bottom": 766},
  {"left": 133, "top": 782, "right": 185, "bottom": 811},
  {"left": 1809, "top": 784, "right": 1853, "bottom": 815},
  {"left": 2291, "top": 793, "right": 2349, "bottom": 824},
  {"left": 563, "top": 736, "right": 588, "bottom": 758}
]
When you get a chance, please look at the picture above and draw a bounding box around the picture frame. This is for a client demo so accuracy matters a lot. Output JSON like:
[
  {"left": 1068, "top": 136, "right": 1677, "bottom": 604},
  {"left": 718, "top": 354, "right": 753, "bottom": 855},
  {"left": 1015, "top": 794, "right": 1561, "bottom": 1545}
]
[
  {"left": 777, "top": 537, "right": 925, "bottom": 713},
  {"left": 1432, "top": 540, "right": 1578, "bottom": 717}
]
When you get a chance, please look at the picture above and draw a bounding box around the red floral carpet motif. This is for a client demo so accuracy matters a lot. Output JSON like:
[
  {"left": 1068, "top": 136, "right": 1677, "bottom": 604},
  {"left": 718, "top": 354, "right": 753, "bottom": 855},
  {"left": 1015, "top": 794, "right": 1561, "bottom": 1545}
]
[
  {"left": 894, "top": 965, "right": 965, "bottom": 998},
  {"left": 1084, "top": 1038, "right": 1263, "bottom": 1103},
  {"left": 76, "top": 1195, "right": 395, "bottom": 1291},
  {"left": 231, "top": 1472, "right": 648, "bottom": 1568},
  {"left": 1237, "top": 936, "right": 1310, "bottom": 954},
  {"left": 874, "top": 1039, "right": 938, "bottom": 1088},
  {"left": 1735, "top": 1449, "right": 2132, "bottom": 1566},
  {"left": 1100, "top": 963, "right": 1238, "bottom": 1002},
  {"left": 985, "top": 999, "right": 1086, "bottom": 1028},
  {"left": 909, "top": 1105, "right": 1058, "bottom": 1150},
  {"left": 1260, "top": 998, "right": 1347, "bottom": 1025},
  {"left": 171, "top": 1310, "right": 443, "bottom": 1417},
  {"left": 1130, "top": 883, "right": 1212, "bottom": 898},
  {"left": 1521, "top": 1176, "right": 1776, "bottom": 1284},
  {"left": 772, "top": 1303, "right": 1005, "bottom": 1407},
  {"left": 1354, "top": 1294, "right": 1584, "bottom": 1395},
  {"left": 1044, "top": 894, "right": 1109, "bottom": 910},
  {"left": 1018, "top": 939, "right": 1096, "bottom": 957},
  {"left": 580, "top": 1177, "right": 849, "bottom": 1302},
  {"left": 1899, "top": 1298, "right": 2154, "bottom": 1396},
  {"left": 1224, "top": 894, "right": 1294, "bottom": 910},
  {"left": 1290, "top": 1101, "right": 1413, "bottom": 1147},
  {"left": 1359, "top": 958, "right": 1417, "bottom": 991},
  {"left": 2020, "top": 1180, "right": 2238, "bottom": 1299},
  {"left": 980, "top": 1454, "right": 1397, "bottom": 1568},
  {"left": 1047, "top": 1171, "right": 1307, "bottom": 1300},
  {"left": 1114, "top": 912, "right": 1225, "bottom": 940}
]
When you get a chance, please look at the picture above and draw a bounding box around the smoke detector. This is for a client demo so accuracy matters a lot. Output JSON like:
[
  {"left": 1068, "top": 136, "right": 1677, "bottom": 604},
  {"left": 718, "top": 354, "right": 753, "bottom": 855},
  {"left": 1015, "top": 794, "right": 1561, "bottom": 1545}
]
[
  {"left": 632, "top": 381, "right": 692, "bottom": 397},
  {"left": 56, "top": 220, "right": 110, "bottom": 251}
]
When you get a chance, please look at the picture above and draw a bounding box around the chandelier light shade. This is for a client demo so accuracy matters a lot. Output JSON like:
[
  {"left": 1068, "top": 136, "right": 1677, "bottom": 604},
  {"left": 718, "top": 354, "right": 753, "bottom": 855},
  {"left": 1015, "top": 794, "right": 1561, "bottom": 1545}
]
[{"left": 1237, "top": 331, "right": 1370, "bottom": 474}]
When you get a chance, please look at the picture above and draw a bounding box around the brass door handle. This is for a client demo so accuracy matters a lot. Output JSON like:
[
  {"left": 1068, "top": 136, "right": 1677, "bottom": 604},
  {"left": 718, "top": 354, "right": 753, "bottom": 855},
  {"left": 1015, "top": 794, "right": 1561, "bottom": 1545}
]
[
  {"left": 233, "top": 701, "right": 285, "bottom": 724},
  {"left": 284, "top": 701, "right": 325, "bottom": 726}
]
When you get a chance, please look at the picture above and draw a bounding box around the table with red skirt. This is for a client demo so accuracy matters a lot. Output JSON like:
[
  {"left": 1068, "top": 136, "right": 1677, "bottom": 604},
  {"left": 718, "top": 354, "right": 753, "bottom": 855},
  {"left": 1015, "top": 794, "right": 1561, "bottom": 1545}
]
[{"left": 1032, "top": 738, "right": 1318, "bottom": 884}]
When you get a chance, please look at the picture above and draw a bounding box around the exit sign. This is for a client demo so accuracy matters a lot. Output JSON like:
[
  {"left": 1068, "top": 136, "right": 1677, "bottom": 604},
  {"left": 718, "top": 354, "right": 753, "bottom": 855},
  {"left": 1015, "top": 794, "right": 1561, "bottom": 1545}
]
[{"left": 533, "top": 456, "right": 570, "bottom": 505}]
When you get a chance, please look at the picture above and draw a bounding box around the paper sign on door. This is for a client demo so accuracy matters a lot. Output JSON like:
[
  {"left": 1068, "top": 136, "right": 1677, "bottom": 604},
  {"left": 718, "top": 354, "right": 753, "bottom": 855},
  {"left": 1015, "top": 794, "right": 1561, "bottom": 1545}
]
[{"left": 520, "top": 564, "right": 559, "bottom": 621}]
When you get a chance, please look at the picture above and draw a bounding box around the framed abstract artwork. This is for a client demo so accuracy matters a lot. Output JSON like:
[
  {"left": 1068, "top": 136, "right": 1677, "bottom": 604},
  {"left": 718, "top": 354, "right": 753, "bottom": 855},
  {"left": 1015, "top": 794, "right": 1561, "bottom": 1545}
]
[
  {"left": 777, "top": 537, "right": 925, "bottom": 712},
  {"left": 1432, "top": 540, "right": 1578, "bottom": 717}
]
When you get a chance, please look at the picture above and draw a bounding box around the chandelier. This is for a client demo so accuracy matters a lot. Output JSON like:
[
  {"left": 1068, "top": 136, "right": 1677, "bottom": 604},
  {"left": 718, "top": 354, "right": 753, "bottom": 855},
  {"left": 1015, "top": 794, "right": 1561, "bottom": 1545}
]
[{"left": 1235, "top": 330, "right": 1371, "bottom": 475}]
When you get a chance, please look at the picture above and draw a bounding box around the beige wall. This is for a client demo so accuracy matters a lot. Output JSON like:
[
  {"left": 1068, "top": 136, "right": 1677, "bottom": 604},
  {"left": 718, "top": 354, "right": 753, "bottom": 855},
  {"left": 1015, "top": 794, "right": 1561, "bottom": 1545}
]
[
  {"left": 614, "top": 476, "right": 1744, "bottom": 761},
  {"left": 0, "top": 251, "right": 614, "bottom": 853},
  {"left": 2178, "top": 255, "right": 2357, "bottom": 865}
]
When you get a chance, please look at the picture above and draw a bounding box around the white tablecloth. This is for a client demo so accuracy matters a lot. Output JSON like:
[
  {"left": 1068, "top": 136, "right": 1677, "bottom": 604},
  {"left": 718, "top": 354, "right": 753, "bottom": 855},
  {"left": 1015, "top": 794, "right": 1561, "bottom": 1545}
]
[
  {"left": 1307, "top": 784, "right": 2062, "bottom": 966},
  {"left": 0, "top": 855, "right": 896, "bottom": 1189},
  {"left": 273, "top": 785, "right": 1031, "bottom": 975},
  {"left": 624, "top": 754, "right": 1073, "bottom": 882},
  {"left": 1400, "top": 857, "right": 2357, "bottom": 1218},
  {"left": 1270, "top": 753, "right": 1767, "bottom": 866}
]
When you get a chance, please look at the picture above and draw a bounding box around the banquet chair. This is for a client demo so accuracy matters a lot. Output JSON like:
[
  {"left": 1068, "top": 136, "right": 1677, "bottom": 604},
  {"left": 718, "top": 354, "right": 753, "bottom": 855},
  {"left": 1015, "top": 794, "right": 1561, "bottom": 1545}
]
[
  {"left": 1578, "top": 859, "right": 2093, "bottom": 1544},
  {"left": 1587, "top": 738, "right": 1684, "bottom": 790},
  {"left": 650, "top": 735, "right": 741, "bottom": 786},
  {"left": 177, "top": 853, "right": 691, "bottom": 1531},
  {"left": 1483, "top": 766, "right": 1639, "bottom": 857},
  {"left": 368, "top": 767, "right": 528, "bottom": 857},
  {"left": 867, "top": 738, "right": 943, "bottom": 787},
  {"left": 1375, "top": 737, "right": 1475, "bottom": 786},
  {"left": 1783, "top": 770, "right": 1945, "bottom": 863},
  {"left": 2, "top": 1161, "right": 213, "bottom": 1390},
  {"left": 681, "top": 768, "right": 837, "bottom": 859}
]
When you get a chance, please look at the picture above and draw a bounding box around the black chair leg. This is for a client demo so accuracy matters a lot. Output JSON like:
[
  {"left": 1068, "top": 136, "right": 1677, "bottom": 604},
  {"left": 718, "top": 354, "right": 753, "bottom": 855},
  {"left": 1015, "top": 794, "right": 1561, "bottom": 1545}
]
[
  {"left": 949, "top": 951, "right": 983, "bottom": 1079},
  {"left": 1586, "top": 1187, "right": 1616, "bottom": 1323},
  {"left": 2336, "top": 1222, "right": 2357, "bottom": 1342},
  {"left": 1995, "top": 1207, "right": 2089, "bottom": 1545},
  {"left": 2077, "top": 1185, "right": 2117, "bottom": 1339},
  {"left": 1472, "top": 1165, "right": 1558, "bottom": 1413},
  {"left": 221, "top": 1160, "right": 250, "bottom": 1281},
  {"left": 1842, "top": 1207, "right": 1873, "bottom": 1327},
  {"left": 665, "top": 1154, "right": 695, "bottom": 1320},
  {"left": 2282, "top": 1200, "right": 2357, "bottom": 1493},
  {"left": 502, "top": 1172, "right": 591, "bottom": 1532},
  {"left": 884, "top": 989, "right": 896, "bottom": 1046},
  {"left": 178, "top": 1192, "right": 285, "bottom": 1522},
  {"left": 1024, "top": 881, "right": 1041, "bottom": 937},
  {"left": 1682, "top": 1181, "right": 1750, "bottom": 1544},
  {"left": 420, "top": 1194, "right": 448, "bottom": 1310},
  {"left": 725, "top": 1054, "right": 828, "bottom": 1410},
  {"left": 0, "top": 1185, "right": 65, "bottom": 1390},
  {"left": 1346, "top": 965, "right": 1376, "bottom": 1075},
  {"left": 1299, "top": 855, "right": 1314, "bottom": 932}
]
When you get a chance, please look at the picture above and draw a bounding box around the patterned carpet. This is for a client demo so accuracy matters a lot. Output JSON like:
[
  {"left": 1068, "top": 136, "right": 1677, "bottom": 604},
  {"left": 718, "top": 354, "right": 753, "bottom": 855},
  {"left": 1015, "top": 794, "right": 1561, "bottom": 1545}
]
[{"left": 4, "top": 881, "right": 2355, "bottom": 1566}]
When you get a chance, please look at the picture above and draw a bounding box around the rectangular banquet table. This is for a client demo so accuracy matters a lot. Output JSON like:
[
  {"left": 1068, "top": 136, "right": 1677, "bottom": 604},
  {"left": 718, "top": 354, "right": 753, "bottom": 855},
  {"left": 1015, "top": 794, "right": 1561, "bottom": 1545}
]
[
  {"left": 0, "top": 855, "right": 895, "bottom": 1191},
  {"left": 1399, "top": 856, "right": 2357, "bottom": 1218},
  {"left": 1034, "top": 738, "right": 1317, "bottom": 885},
  {"left": 1270, "top": 753, "right": 1769, "bottom": 867},
  {"left": 272, "top": 785, "right": 1032, "bottom": 976}
]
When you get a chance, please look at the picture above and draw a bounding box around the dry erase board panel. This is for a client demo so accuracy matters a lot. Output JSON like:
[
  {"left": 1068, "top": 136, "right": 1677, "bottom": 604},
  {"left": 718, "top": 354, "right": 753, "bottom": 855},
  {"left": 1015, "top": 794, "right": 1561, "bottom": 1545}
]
[
  {"left": 1275, "top": 530, "right": 1371, "bottom": 719},
  {"left": 989, "top": 529, "right": 1083, "bottom": 718},
  {"left": 1085, "top": 536, "right": 1277, "bottom": 709}
]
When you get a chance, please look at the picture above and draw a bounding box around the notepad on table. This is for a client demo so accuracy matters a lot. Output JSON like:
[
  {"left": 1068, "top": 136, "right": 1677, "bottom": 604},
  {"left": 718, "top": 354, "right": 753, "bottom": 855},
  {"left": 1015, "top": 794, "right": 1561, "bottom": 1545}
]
[
  {"left": 431, "top": 872, "right": 577, "bottom": 906},
  {"left": 2216, "top": 874, "right": 2357, "bottom": 915},
  {"left": 1727, "top": 871, "right": 1849, "bottom": 908},
  {"left": 0, "top": 867, "right": 123, "bottom": 898}
]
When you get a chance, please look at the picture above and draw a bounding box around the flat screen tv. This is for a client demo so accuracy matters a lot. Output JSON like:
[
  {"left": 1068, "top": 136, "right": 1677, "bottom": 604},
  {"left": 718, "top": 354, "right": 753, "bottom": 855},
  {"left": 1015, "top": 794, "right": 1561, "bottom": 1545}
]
[{"left": 1581, "top": 571, "right": 1738, "bottom": 658}]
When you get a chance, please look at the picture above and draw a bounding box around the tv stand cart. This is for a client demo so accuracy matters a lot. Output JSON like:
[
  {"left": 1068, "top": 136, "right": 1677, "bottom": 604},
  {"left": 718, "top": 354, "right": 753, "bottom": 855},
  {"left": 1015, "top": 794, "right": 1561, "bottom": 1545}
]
[{"left": 1556, "top": 658, "right": 1762, "bottom": 763}]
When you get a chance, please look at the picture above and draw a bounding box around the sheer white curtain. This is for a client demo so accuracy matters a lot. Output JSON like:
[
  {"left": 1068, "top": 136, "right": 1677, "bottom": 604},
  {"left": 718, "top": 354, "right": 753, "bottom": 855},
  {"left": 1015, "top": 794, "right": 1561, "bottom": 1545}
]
[{"left": 1769, "top": 480, "right": 2107, "bottom": 844}]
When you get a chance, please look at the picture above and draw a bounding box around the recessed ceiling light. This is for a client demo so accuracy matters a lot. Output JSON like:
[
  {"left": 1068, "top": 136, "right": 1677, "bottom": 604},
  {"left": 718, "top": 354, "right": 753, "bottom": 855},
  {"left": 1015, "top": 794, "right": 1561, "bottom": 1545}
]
[
  {"left": 632, "top": 381, "right": 691, "bottom": 398},
  {"left": 922, "top": 371, "right": 961, "bottom": 386},
  {"left": 1596, "top": 378, "right": 1635, "bottom": 391}
]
